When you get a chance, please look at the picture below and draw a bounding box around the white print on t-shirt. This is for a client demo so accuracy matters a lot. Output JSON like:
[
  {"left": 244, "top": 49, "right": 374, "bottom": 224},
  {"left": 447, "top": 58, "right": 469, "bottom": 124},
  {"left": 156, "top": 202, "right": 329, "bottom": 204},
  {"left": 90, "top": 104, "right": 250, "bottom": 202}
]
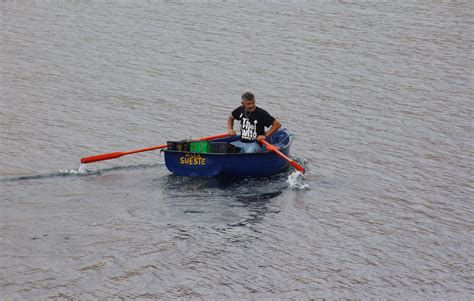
[{"left": 241, "top": 118, "right": 257, "bottom": 140}]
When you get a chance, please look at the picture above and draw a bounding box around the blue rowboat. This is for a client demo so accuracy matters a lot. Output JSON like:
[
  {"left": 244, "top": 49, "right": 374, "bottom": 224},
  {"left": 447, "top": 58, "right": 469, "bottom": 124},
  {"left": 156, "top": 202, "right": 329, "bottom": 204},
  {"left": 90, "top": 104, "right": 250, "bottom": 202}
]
[{"left": 163, "top": 129, "right": 295, "bottom": 177}]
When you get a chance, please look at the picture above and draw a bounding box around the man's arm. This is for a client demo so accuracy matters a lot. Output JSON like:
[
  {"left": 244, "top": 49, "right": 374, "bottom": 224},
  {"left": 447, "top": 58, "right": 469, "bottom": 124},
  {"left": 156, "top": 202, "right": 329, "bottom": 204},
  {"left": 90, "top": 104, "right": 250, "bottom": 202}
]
[
  {"left": 259, "top": 119, "right": 281, "bottom": 140},
  {"left": 227, "top": 115, "right": 237, "bottom": 136}
]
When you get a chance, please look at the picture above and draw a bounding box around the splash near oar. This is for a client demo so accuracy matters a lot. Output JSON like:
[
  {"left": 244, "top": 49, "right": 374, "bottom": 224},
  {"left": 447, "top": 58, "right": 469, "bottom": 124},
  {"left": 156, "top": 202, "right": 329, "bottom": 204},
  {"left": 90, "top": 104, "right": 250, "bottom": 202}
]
[
  {"left": 80, "top": 133, "right": 230, "bottom": 164},
  {"left": 258, "top": 137, "right": 305, "bottom": 174},
  {"left": 287, "top": 170, "right": 310, "bottom": 190}
]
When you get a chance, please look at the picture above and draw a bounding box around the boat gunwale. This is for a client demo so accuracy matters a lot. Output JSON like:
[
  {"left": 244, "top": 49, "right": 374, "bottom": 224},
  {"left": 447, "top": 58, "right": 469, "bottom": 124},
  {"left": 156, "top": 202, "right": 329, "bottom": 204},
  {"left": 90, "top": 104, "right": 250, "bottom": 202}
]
[
  {"left": 163, "top": 149, "right": 283, "bottom": 156},
  {"left": 163, "top": 131, "right": 294, "bottom": 157}
]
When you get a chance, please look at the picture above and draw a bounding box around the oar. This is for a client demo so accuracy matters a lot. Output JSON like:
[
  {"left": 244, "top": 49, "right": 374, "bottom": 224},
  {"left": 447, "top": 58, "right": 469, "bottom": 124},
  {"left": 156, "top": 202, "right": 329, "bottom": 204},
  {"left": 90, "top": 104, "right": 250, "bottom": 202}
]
[
  {"left": 81, "top": 133, "right": 230, "bottom": 164},
  {"left": 258, "top": 138, "right": 305, "bottom": 174}
]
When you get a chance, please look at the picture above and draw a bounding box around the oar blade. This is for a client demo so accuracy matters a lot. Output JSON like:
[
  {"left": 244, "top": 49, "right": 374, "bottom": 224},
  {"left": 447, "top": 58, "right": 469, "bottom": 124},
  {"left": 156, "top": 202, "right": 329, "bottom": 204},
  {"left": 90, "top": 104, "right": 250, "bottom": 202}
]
[
  {"left": 80, "top": 152, "right": 125, "bottom": 164},
  {"left": 290, "top": 160, "right": 305, "bottom": 174},
  {"left": 259, "top": 137, "right": 305, "bottom": 173}
]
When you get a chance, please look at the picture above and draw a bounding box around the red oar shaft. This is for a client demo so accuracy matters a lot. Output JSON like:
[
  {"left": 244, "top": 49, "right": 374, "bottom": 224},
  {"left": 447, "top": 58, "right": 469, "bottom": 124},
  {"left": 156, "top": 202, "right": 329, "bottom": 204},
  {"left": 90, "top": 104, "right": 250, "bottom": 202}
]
[
  {"left": 259, "top": 138, "right": 305, "bottom": 174},
  {"left": 81, "top": 133, "right": 230, "bottom": 164}
]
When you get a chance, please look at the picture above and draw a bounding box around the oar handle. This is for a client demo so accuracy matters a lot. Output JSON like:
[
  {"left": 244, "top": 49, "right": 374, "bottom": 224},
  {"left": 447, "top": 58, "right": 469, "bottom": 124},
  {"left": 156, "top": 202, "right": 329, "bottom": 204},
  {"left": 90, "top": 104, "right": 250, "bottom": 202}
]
[
  {"left": 80, "top": 133, "right": 230, "bottom": 164},
  {"left": 259, "top": 138, "right": 305, "bottom": 174}
]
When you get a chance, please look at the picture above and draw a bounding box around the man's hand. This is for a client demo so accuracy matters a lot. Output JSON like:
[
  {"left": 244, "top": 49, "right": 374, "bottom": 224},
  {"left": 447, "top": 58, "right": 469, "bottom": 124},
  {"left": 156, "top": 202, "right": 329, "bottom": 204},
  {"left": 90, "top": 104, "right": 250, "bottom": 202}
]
[
  {"left": 257, "top": 135, "right": 266, "bottom": 142},
  {"left": 228, "top": 129, "right": 237, "bottom": 136}
]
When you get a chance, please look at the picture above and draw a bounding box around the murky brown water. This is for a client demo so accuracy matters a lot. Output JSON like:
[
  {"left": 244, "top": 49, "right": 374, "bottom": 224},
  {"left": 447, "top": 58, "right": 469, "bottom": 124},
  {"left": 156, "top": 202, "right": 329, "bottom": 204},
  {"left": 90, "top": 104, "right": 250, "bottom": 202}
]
[{"left": 1, "top": 1, "right": 472, "bottom": 299}]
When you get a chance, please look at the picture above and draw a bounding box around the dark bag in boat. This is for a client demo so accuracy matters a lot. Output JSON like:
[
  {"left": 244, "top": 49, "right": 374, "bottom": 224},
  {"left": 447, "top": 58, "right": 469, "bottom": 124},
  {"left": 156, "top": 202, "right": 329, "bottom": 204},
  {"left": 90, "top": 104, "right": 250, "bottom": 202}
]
[
  {"left": 226, "top": 143, "right": 240, "bottom": 153},
  {"left": 210, "top": 142, "right": 240, "bottom": 153},
  {"left": 210, "top": 142, "right": 227, "bottom": 153},
  {"left": 167, "top": 140, "right": 190, "bottom": 151}
]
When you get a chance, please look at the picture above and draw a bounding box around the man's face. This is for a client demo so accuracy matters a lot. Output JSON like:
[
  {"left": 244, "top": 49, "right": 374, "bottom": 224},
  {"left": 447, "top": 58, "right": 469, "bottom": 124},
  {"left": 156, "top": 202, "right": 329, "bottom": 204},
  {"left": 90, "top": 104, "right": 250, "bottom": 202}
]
[{"left": 242, "top": 99, "right": 256, "bottom": 112}]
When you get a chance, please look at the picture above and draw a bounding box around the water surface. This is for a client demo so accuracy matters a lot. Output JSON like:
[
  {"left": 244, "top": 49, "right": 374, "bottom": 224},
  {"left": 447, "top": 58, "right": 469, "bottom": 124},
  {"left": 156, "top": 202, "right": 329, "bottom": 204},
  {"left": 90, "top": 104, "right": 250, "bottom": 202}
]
[{"left": 1, "top": 1, "right": 473, "bottom": 299}]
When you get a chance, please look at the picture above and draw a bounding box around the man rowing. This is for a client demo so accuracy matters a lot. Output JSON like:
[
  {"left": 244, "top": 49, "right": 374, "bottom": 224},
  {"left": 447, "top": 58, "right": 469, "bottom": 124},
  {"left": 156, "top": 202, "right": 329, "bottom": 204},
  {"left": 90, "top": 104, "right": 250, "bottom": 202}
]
[{"left": 227, "top": 92, "right": 281, "bottom": 153}]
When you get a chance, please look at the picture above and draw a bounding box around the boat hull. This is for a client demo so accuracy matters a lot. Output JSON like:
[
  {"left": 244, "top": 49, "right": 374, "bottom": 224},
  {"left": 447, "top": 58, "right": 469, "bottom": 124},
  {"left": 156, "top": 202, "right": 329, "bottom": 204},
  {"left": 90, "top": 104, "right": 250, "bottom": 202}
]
[
  {"left": 164, "top": 149, "right": 291, "bottom": 177},
  {"left": 163, "top": 129, "right": 294, "bottom": 177}
]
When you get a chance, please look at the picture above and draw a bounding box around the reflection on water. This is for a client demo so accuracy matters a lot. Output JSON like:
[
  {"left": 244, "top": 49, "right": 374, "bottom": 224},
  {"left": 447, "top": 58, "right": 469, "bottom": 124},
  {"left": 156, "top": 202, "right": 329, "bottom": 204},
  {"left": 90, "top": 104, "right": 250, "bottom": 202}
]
[
  {"left": 231, "top": 191, "right": 282, "bottom": 226},
  {"left": 161, "top": 173, "right": 288, "bottom": 227}
]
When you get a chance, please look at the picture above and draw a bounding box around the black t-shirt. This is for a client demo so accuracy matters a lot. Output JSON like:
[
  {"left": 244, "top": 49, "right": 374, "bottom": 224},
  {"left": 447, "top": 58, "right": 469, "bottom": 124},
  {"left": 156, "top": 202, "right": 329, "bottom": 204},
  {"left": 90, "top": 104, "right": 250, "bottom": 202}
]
[{"left": 232, "top": 106, "right": 275, "bottom": 142}]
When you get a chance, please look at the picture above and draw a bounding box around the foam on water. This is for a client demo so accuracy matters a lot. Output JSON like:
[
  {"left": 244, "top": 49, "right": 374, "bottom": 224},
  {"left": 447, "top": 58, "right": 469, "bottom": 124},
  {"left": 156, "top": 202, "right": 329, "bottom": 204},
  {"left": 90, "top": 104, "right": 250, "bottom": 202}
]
[
  {"left": 57, "top": 163, "right": 92, "bottom": 175},
  {"left": 286, "top": 170, "right": 310, "bottom": 190},
  {"left": 58, "top": 163, "right": 104, "bottom": 176},
  {"left": 58, "top": 168, "right": 89, "bottom": 175},
  {"left": 78, "top": 164, "right": 86, "bottom": 173}
]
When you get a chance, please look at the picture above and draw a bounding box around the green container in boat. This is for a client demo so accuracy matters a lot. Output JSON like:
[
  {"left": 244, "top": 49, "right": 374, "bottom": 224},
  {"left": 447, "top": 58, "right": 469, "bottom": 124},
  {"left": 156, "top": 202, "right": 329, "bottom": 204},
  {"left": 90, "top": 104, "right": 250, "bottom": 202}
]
[{"left": 190, "top": 141, "right": 211, "bottom": 153}]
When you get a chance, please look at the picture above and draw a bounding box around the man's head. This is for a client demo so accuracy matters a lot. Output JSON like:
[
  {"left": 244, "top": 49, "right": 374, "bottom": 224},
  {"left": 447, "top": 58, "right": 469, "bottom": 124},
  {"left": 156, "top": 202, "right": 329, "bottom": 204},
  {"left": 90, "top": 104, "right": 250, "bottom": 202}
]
[{"left": 241, "top": 92, "right": 256, "bottom": 112}]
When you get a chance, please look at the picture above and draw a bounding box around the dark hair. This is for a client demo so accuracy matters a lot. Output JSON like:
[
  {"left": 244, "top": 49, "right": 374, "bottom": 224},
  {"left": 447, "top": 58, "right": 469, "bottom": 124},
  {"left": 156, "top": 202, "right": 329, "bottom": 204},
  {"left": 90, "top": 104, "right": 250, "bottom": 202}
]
[{"left": 241, "top": 92, "right": 254, "bottom": 101}]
